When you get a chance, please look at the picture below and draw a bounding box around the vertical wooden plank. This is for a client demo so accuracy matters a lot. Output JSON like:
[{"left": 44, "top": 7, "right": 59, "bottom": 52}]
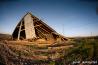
[
  {"left": 17, "top": 21, "right": 22, "bottom": 40},
  {"left": 24, "top": 13, "right": 36, "bottom": 39}
]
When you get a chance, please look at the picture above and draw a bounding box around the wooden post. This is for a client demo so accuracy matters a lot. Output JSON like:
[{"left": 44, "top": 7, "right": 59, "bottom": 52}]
[{"left": 17, "top": 21, "right": 22, "bottom": 40}]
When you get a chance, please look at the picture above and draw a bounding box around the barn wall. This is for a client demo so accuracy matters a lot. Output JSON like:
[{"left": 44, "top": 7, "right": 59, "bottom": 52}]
[{"left": 24, "top": 14, "right": 36, "bottom": 39}]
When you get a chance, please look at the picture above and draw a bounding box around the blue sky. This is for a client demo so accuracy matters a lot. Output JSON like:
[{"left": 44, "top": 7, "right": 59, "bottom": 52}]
[{"left": 0, "top": 0, "right": 98, "bottom": 37}]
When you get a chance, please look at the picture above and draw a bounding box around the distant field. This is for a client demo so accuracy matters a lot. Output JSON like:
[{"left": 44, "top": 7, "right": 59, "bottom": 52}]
[{"left": 0, "top": 33, "right": 11, "bottom": 40}]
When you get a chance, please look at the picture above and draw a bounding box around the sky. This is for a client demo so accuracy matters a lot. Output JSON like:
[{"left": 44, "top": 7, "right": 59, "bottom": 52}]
[{"left": 0, "top": 0, "right": 98, "bottom": 37}]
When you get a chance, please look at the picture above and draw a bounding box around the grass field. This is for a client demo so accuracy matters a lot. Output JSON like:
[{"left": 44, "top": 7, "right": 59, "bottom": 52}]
[
  {"left": 0, "top": 34, "right": 98, "bottom": 65},
  {"left": 57, "top": 36, "right": 98, "bottom": 65}
]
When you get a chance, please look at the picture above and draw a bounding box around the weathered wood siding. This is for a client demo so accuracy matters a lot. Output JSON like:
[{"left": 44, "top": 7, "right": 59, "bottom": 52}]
[{"left": 24, "top": 14, "right": 36, "bottom": 39}]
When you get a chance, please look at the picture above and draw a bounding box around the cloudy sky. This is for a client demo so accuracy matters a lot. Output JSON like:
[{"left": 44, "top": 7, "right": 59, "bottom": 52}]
[{"left": 0, "top": 0, "right": 98, "bottom": 37}]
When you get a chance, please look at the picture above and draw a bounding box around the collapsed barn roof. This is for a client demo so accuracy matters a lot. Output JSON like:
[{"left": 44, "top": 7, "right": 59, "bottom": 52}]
[{"left": 12, "top": 12, "right": 67, "bottom": 41}]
